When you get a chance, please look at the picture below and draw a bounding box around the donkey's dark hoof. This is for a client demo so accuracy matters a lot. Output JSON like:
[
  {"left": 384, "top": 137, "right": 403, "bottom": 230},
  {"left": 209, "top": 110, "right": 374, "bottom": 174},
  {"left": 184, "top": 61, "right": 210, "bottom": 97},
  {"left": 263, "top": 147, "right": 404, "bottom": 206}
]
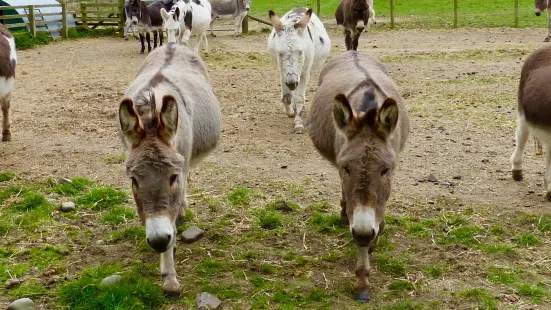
[
  {"left": 546, "top": 191, "right": 551, "bottom": 202},
  {"left": 512, "top": 170, "right": 523, "bottom": 181},
  {"left": 545, "top": 37, "right": 550, "bottom": 42},
  {"left": 139, "top": 50, "right": 145, "bottom": 54},
  {"left": 164, "top": 291, "right": 180, "bottom": 301},
  {"left": 355, "top": 292, "right": 370, "bottom": 303},
  {"left": 2, "top": 134, "right": 10, "bottom": 142}
]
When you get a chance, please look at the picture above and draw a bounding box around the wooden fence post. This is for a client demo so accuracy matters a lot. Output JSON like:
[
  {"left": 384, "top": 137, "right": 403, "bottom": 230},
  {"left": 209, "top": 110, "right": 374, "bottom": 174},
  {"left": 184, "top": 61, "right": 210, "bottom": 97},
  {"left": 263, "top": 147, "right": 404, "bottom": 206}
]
[
  {"left": 514, "top": 0, "right": 519, "bottom": 27},
  {"left": 242, "top": 15, "right": 248, "bottom": 34},
  {"left": 81, "top": 2, "right": 87, "bottom": 28},
  {"left": 119, "top": 0, "right": 125, "bottom": 37},
  {"left": 390, "top": 0, "right": 395, "bottom": 29},
  {"left": 61, "top": 2, "right": 68, "bottom": 38},
  {"left": 453, "top": 0, "right": 458, "bottom": 28},
  {"left": 317, "top": 0, "right": 320, "bottom": 16},
  {"left": 28, "top": 5, "right": 36, "bottom": 37}
]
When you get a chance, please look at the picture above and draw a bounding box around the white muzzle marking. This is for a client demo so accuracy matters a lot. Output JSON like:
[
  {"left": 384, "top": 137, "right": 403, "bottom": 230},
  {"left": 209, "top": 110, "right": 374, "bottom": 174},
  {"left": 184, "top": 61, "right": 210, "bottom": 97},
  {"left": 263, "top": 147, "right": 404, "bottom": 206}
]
[
  {"left": 350, "top": 207, "right": 378, "bottom": 236},
  {"left": 145, "top": 216, "right": 174, "bottom": 252}
]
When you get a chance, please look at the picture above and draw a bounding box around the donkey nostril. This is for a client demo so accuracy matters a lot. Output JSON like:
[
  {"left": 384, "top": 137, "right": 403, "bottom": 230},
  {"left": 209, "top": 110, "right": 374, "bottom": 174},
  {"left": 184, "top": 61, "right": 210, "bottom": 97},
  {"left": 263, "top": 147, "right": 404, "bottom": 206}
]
[{"left": 166, "top": 234, "right": 172, "bottom": 243}]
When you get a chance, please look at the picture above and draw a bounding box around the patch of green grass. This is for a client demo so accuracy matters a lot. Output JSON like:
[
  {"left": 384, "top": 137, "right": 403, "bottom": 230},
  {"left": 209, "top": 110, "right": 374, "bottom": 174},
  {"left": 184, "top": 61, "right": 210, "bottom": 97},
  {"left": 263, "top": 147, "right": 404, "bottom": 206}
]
[
  {"left": 200, "top": 284, "right": 244, "bottom": 299},
  {"left": 485, "top": 266, "right": 519, "bottom": 285},
  {"left": 266, "top": 199, "right": 299, "bottom": 212},
  {"left": 515, "top": 213, "right": 551, "bottom": 233},
  {"left": 0, "top": 186, "right": 27, "bottom": 204},
  {"left": 375, "top": 254, "right": 407, "bottom": 277},
  {"left": 514, "top": 282, "right": 548, "bottom": 304},
  {"left": 76, "top": 187, "right": 128, "bottom": 210},
  {"left": 104, "top": 154, "right": 126, "bottom": 164},
  {"left": 51, "top": 177, "right": 93, "bottom": 196},
  {"left": 100, "top": 206, "right": 136, "bottom": 225},
  {"left": 226, "top": 188, "right": 254, "bottom": 207},
  {"left": 388, "top": 280, "right": 415, "bottom": 291},
  {"left": 423, "top": 264, "right": 445, "bottom": 278},
  {"left": 479, "top": 244, "right": 517, "bottom": 257},
  {"left": 258, "top": 210, "right": 284, "bottom": 230},
  {"left": 11, "top": 192, "right": 49, "bottom": 212},
  {"left": 28, "top": 245, "right": 68, "bottom": 270},
  {"left": 380, "top": 301, "right": 425, "bottom": 310},
  {"left": 58, "top": 264, "right": 166, "bottom": 310},
  {"left": 459, "top": 287, "right": 498, "bottom": 310},
  {"left": 513, "top": 233, "right": 542, "bottom": 247},
  {"left": 195, "top": 258, "right": 227, "bottom": 276},
  {"left": 203, "top": 196, "right": 222, "bottom": 212},
  {"left": 9, "top": 281, "right": 49, "bottom": 299},
  {"left": 308, "top": 212, "right": 345, "bottom": 235},
  {"left": 108, "top": 226, "right": 145, "bottom": 244},
  {"left": 0, "top": 263, "right": 30, "bottom": 283},
  {"left": 67, "top": 26, "right": 119, "bottom": 39},
  {"left": 0, "top": 171, "right": 16, "bottom": 182},
  {"left": 438, "top": 225, "right": 482, "bottom": 247}
]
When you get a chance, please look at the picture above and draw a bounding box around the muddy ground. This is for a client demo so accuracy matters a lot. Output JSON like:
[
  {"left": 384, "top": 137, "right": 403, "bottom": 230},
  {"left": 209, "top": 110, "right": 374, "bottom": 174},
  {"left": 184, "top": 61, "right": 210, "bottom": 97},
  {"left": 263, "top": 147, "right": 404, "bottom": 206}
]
[{"left": 2, "top": 24, "right": 551, "bottom": 308}]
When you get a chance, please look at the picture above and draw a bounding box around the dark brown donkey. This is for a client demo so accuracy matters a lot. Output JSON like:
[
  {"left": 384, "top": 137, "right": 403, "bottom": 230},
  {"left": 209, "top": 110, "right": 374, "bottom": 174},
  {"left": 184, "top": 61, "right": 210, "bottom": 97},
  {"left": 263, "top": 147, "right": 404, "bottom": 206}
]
[
  {"left": 510, "top": 45, "right": 551, "bottom": 202},
  {"left": 117, "top": 43, "right": 221, "bottom": 297},
  {"left": 306, "top": 51, "right": 409, "bottom": 302},
  {"left": 0, "top": 24, "right": 16, "bottom": 142},
  {"left": 535, "top": 0, "right": 551, "bottom": 42},
  {"left": 335, "top": 0, "right": 369, "bottom": 50}
]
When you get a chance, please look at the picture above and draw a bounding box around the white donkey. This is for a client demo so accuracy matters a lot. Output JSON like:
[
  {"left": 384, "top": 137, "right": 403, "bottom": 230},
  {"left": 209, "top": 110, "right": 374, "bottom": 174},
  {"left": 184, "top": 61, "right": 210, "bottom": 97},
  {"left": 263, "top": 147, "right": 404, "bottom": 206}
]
[
  {"left": 268, "top": 8, "right": 331, "bottom": 133},
  {"left": 161, "top": 0, "right": 212, "bottom": 53},
  {"left": 368, "top": 0, "right": 376, "bottom": 26}
]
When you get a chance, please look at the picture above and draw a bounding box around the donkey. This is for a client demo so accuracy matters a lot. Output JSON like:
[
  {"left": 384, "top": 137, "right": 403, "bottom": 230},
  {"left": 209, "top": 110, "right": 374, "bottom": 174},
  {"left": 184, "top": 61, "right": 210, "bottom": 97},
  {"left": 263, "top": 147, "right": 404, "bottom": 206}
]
[
  {"left": 209, "top": 0, "right": 252, "bottom": 37},
  {"left": 268, "top": 8, "right": 331, "bottom": 133},
  {"left": 117, "top": 43, "right": 221, "bottom": 297},
  {"left": 510, "top": 45, "right": 551, "bottom": 202},
  {"left": 0, "top": 24, "right": 16, "bottom": 142},
  {"left": 127, "top": 0, "right": 170, "bottom": 54},
  {"left": 124, "top": 0, "right": 137, "bottom": 40},
  {"left": 306, "top": 51, "right": 409, "bottom": 302},
  {"left": 336, "top": 0, "right": 370, "bottom": 51},
  {"left": 367, "top": 0, "right": 376, "bottom": 26},
  {"left": 535, "top": 0, "right": 551, "bottom": 42},
  {"left": 161, "top": 0, "right": 212, "bottom": 53}
]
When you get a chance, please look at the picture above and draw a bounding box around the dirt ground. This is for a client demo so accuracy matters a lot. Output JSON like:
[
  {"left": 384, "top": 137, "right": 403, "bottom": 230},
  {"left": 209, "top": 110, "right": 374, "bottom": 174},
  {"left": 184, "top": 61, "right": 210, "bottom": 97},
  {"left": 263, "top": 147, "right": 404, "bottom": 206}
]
[{"left": 2, "top": 24, "right": 551, "bottom": 308}]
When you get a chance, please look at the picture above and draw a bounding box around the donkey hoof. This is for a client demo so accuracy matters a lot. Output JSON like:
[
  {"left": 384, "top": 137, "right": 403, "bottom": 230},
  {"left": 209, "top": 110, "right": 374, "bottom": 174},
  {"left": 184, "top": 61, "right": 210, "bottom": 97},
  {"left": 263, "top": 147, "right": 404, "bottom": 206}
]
[
  {"left": 284, "top": 106, "right": 295, "bottom": 118},
  {"left": 164, "top": 290, "right": 180, "bottom": 301},
  {"left": 545, "top": 37, "right": 550, "bottom": 42},
  {"left": 547, "top": 191, "right": 551, "bottom": 202},
  {"left": 355, "top": 291, "right": 370, "bottom": 303},
  {"left": 2, "top": 133, "right": 10, "bottom": 142},
  {"left": 139, "top": 50, "right": 145, "bottom": 54},
  {"left": 512, "top": 170, "right": 523, "bottom": 181},
  {"left": 294, "top": 124, "right": 305, "bottom": 134}
]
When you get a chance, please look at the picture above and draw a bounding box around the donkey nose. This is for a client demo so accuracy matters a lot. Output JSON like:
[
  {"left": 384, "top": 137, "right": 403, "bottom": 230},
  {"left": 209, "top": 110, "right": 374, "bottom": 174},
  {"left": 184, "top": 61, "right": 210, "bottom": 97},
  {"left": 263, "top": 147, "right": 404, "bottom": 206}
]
[
  {"left": 536, "top": 12, "right": 542, "bottom": 16},
  {"left": 351, "top": 228, "right": 376, "bottom": 247},
  {"left": 285, "top": 81, "right": 298, "bottom": 90},
  {"left": 356, "top": 26, "right": 365, "bottom": 32},
  {"left": 147, "top": 233, "right": 172, "bottom": 253},
  {"left": 132, "top": 20, "right": 138, "bottom": 25}
]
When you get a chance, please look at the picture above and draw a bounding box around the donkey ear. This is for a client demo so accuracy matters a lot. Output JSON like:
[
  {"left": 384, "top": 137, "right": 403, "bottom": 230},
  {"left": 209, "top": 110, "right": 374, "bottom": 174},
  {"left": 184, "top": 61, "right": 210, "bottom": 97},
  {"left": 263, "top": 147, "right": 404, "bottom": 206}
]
[
  {"left": 295, "top": 8, "right": 312, "bottom": 29},
  {"left": 119, "top": 98, "right": 144, "bottom": 147},
  {"left": 161, "top": 8, "right": 170, "bottom": 20},
  {"left": 158, "top": 95, "right": 179, "bottom": 144},
  {"left": 174, "top": 7, "right": 180, "bottom": 20},
  {"left": 376, "top": 98, "right": 399, "bottom": 138},
  {"left": 333, "top": 93, "right": 357, "bottom": 138},
  {"left": 269, "top": 10, "right": 283, "bottom": 32}
]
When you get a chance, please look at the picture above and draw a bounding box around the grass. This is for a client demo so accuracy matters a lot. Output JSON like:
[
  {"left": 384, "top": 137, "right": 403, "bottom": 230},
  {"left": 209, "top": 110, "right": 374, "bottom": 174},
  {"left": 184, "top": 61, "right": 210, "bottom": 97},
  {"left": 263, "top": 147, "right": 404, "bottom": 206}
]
[
  {"left": 459, "top": 287, "right": 498, "bottom": 310},
  {"left": 0, "top": 171, "right": 16, "bottom": 182},
  {"left": 226, "top": 188, "right": 254, "bottom": 206},
  {"left": 50, "top": 177, "right": 93, "bottom": 196},
  {"left": 249, "top": 0, "right": 549, "bottom": 28},
  {"left": 101, "top": 206, "right": 137, "bottom": 225},
  {"left": 76, "top": 187, "right": 128, "bottom": 210}
]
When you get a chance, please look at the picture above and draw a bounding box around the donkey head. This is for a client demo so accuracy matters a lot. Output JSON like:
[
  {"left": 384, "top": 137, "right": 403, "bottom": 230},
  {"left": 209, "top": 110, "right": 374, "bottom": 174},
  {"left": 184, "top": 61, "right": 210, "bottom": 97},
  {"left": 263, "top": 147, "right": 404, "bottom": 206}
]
[
  {"left": 118, "top": 95, "right": 185, "bottom": 253},
  {"left": 535, "top": 0, "right": 547, "bottom": 16},
  {"left": 269, "top": 9, "right": 312, "bottom": 91},
  {"left": 161, "top": 7, "right": 181, "bottom": 43},
  {"left": 244, "top": 0, "right": 252, "bottom": 11},
  {"left": 332, "top": 91, "right": 399, "bottom": 247},
  {"left": 129, "top": 0, "right": 142, "bottom": 25}
]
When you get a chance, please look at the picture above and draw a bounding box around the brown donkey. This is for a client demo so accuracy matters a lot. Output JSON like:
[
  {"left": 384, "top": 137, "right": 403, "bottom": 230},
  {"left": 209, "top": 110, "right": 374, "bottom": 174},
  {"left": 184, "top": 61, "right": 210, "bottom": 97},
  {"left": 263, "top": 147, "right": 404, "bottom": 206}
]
[
  {"left": 0, "top": 24, "right": 16, "bottom": 142},
  {"left": 306, "top": 51, "right": 409, "bottom": 302},
  {"left": 335, "top": 0, "right": 370, "bottom": 50},
  {"left": 510, "top": 45, "right": 551, "bottom": 202},
  {"left": 117, "top": 43, "right": 221, "bottom": 297}
]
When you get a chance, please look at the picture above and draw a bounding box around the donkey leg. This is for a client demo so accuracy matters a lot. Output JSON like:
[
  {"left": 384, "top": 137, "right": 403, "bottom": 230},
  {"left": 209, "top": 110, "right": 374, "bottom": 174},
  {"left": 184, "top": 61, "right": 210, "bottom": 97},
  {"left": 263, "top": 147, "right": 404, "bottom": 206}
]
[
  {"left": 544, "top": 145, "right": 551, "bottom": 201},
  {"left": 344, "top": 30, "right": 352, "bottom": 51},
  {"left": 210, "top": 20, "right": 217, "bottom": 37},
  {"left": 1, "top": 95, "right": 11, "bottom": 142},
  {"left": 292, "top": 71, "right": 310, "bottom": 134},
  {"left": 546, "top": 8, "right": 551, "bottom": 42},
  {"left": 354, "top": 246, "right": 371, "bottom": 303},
  {"left": 352, "top": 32, "right": 361, "bottom": 51},
  {"left": 202, "top": 34, "right": 209, "bottom": 54},
  {"left": 535, "top": 138, "right": 544, "bottom": 155},
  {"left": 159, "top": 30, "right": 164, "bottom": 47},
  {"left": 280, "top": 74, "right": 294, "bottom": 118},
  {"left": 160, "top": 243, "right": 180, "bottom": 299},
  {"left": 511, "top": 116, "right": 530, "bottom": 181},
  {"left": 153, "top": 31, "right": 158, "bottom": 49},
  {"left": 139, "top": 33, "right": 145, "bottom": 54},
  {"left": 234, "top": 15, "right": 243, "bottom": 37},
  {"left": 146, "top": 32, "right": 152, "bottom": 53}
]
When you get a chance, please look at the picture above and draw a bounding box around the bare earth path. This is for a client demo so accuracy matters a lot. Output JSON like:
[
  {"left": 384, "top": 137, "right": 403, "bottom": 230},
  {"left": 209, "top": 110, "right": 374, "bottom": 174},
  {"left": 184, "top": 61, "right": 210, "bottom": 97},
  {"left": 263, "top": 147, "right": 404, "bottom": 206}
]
[{"left": 2, "top": 26, "right": 551, "bottom": 308}]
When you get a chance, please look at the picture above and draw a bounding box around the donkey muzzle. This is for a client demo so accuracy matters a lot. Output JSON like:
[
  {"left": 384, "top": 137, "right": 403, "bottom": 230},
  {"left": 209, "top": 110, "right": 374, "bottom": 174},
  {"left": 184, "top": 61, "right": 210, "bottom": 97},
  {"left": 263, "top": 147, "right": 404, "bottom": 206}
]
[
  {"left": 536, "top": 9, "right": 542, "bottom": 16},
  {"left": 351, "top": 228, "right": 376, "bottom": 247},
  {"left": 145, "top": 216, "right": 174, "bottom": 253},
  {"left": 350, "top": 207, "right": 379, "bottom": 247},
  {"left": 285, "top": 73, "right": 299, "bottom": 91}
]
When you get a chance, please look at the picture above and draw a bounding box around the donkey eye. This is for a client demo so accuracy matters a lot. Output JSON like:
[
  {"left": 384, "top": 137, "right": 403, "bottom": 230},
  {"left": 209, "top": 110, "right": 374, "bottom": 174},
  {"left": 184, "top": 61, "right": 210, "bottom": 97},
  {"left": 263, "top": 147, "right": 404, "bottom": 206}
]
[
  {"left": 169, "top": 174, "right": 179, "bottom": 186},
  {"left": 381, "top": 168, "right": 390, "bottom": 177},
  {"left": 131, "top": 177, "right": 138, "bottom": 189},
  {"left": 343, "top": 166, "right": 350, "bottom": 176}
]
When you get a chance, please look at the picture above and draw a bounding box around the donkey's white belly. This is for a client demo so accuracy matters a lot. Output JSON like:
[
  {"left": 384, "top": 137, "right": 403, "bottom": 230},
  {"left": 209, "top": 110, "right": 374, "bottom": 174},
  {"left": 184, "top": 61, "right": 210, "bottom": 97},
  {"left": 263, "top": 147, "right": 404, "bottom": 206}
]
[
  {"left": 0, "top": 76, "right": 15, "bottom": 98},
  {"left": 526, "top": 118, "right": 551, "bottom": 147}
]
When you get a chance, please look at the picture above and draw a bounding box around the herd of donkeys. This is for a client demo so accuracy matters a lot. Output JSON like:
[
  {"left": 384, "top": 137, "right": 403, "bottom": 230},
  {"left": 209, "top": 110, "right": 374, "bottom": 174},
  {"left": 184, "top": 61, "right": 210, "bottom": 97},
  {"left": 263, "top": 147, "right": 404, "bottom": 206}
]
[{"left": 1, "top": 0, "right": 551, "bottom": 304}]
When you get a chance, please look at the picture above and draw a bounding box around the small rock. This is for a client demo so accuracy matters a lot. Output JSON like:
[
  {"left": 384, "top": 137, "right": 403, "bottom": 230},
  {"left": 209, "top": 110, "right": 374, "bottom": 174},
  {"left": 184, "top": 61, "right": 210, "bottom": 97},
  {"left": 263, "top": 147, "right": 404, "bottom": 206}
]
[
  {"left": 280, "top": 165, "right": 288, "bottom": 169},
  {"left": 275, "top": 201, "right": 294, "bottom": 213},
  {"left": 482, "top": 159, "right": 490, "bottom": 163},
  {"left": 100, "top": 275, "right": 122, "bottom": 288},
  {"left": 181, "top": 226, "right": 204, "bottom": 244},
  {"left": 428, "top": 200, "right": 435, "bottom": 205},
  {"left": 197, "top": 292, "right": 221, "bottom": 309},
  {"left": 441, "top": 181, "right": 452, "bottom": 187},
  {"left": 427, "top": 174, "right": 438, "bottom": 183},
  {"left": 452, "top": 175, "right": 462, "bottom": 180},
  {"left": 5, "top": 278, "right": 22, "bottom": 289},
  {"left": 8, "top": 298, "right": 35, "bottom": 310},
  {"left": 60, "top": 202, "right": 75, "bottom": 212},
  {"left": 47, "top": 198, "right": 57, "bottom": 205}
]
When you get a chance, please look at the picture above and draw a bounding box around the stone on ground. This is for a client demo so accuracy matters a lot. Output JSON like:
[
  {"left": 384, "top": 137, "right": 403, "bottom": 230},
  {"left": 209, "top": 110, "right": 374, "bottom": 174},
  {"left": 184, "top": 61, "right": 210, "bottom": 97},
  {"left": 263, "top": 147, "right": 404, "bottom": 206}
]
[
  {"left": 8, "top": 298, "right": 35, "bottom": 310},
  {"left": 196, "top": 292, "right": 221, "bottom": 309}
]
